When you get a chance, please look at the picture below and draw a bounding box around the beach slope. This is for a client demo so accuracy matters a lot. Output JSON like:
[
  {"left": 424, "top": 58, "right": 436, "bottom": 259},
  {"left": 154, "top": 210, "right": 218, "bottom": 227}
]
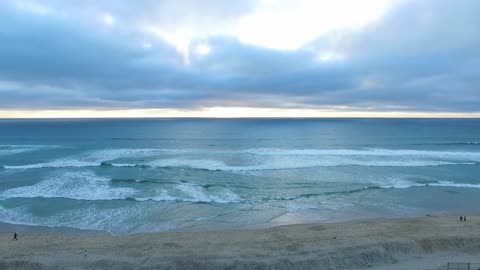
[{"left": 1, "top": 215, "right": 480, "bottom": 269}]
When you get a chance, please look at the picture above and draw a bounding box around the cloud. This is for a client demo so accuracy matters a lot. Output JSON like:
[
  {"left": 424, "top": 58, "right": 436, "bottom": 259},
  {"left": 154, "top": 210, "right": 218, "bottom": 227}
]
[{"left": 0, "top": 0, "right": 479, "bottom": 113}]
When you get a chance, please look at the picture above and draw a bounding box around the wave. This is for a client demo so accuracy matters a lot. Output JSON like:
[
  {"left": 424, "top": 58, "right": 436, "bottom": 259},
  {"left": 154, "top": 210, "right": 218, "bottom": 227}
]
[
  {"left": 146, "top": 158, "right": 474, "bottom": 171},
  {"left": 259, "top": 189, "right": 368, "bottom": 202},
  {"left": 4, "top": 160, "right": 100, "bottom": 169},
  {"left": 2, "top": 147, "right": 480, "bottom": 171},
  {"left": 147, "top": 159, "right": 227, "bottom": 170},
  {"left": 3, "top": 158, "right": 475, "bottom": 171},
  {"left": 415, "top": 142, "right": 480, "bottom": 146},
  {"left": 1, "top": 148, "right": 194, "bottom": 170},
  {"left": 241, "top": 148, "right": 480, "bottom": 158},
  {"left": 100, "top": 162, "right": 138, "bottom": 168},
  {"left": 84, "top": 148, "right": 218, "bottom": 161},
  {"left": 0, "top": 204, "right": 162, "bottom": 235},
  {"left": 0, "top": 144, "right": 60, "bottom": 156},
  {"left": 424, "top": 181, "right": 480, "bottom": 189},
  {"left": 175, "top": 182, "right": 243, "bottom": 203},
  {"left": 243, "top": 179, "right": 480, "bottom": 203},
  {"left": 132, "top": 183, "right": 243, "bottom": 204},
  {"left": 90, "top": 147, "right": 480, "bottom": 157},
  {"left": 78, "top": 147, "right": 480, "bottom": 159},
  {"left": 110, "top": 178, "right": 243, "bottom": 189},
  {"left": 85, "top": 148, "right": 167, "bottom": 160},
  {"left": 0, "top": 171, "right": 136, "bottom": 201},
  {"left": 373, "top": 178, "right": 480, "bottom": 189},
  {"left": 0, "top": 171, "right": 243, "bottom": 204},
  {"left": 111, "top": 177, "right": 159, "bottom": 184}
]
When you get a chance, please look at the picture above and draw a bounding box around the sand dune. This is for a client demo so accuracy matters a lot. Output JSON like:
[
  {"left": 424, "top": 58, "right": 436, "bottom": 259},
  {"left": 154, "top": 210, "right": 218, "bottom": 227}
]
[{"left": 1, "top": 215, "right": 480, "bottom": 269}]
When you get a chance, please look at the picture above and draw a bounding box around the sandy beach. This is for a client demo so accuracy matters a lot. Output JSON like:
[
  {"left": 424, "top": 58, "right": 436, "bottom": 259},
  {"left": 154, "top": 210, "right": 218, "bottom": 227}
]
[{"left": 1, "top": 215, "right": 480, "bottom": 269}]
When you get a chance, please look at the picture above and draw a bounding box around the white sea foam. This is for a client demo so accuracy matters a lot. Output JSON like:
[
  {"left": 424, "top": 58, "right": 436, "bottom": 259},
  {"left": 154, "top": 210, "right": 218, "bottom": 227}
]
[
  {"left": 374, "top": 178, "right": 426, "bottom": 189},
  {"left": 4, "top": 160, "right": 99, "bottom": 169},
  {"left": 134, "top": 190, "right": 178, "bottom": 202},
  {"left": 0, "top": 144, "right": 60, "bottom": 156},
  {"left": 428, "top": 181, "right": 480, "bottom": 189},
  {"left": 2, "top": 148, "right": 203, "bottom": 170},
  {"left": 0, "top": 204, "right": 154, "bottom": 234},
  {"left": 374, "top": 178, "right": 480, "bottom": 189},
  {"left": 84, "top": 148, "right": 219, "bottom": 161},
  {"left": 3, "top": 147, "right": 479, "bottom": 170},
  {"left": 174, "top": 183, "right": 243, "bottom": 203},
  {"left": 0, "top": 170, "right": 242, "bottom": 204},
  {"left": 108, "top": 163, "right": 137, "bottom": 167},
  {"left": 128, "top": 183, "right": 243, "bottom": 204},
  {"left": 113, "top": 148, "right": 480, "bottom": 171},
  {"left": 0, "top": 148, "right": 33, "bottom": 155},
  {"left": 0, "top": 171, "right": 136, "bottom": 200},
  {"left": 242, "top": 148, "right": 480, "bottom": 159},
  {"left": 86, "top": 147, "right": 480, "bottom": 160},
  {"left": 84, "top": 148, "right": 166, "bottom": 161},
  {"left": 145, "top": 156, "right": 472, "bottom": 171},
  {"left": 148, "top": 159, "right": 227, "bottom": 170}
]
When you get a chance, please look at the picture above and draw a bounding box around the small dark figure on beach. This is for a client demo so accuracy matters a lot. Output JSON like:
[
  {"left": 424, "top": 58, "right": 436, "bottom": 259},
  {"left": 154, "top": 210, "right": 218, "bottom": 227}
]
[
  {"left": 13, "top": 232, "right": 18, "bottom": 240},
  {"left": 464, "top": 216, "right": 467, "bottom": 222},
  {"left": 460, "top": 216, "right": 463, "bottom": 222},
  {"left": 84, "top": 249, "right": 87, "bottom": 259}
]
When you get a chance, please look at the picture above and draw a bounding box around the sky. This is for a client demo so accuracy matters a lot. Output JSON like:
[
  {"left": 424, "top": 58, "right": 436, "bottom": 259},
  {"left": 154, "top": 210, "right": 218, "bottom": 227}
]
[{"left": 0, "top": 0, "right": 479, "bottom": 118}]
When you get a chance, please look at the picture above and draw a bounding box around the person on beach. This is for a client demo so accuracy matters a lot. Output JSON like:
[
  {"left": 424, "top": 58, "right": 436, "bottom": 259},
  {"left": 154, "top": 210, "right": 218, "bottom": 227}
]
[
  {"left": 13, "top": 232, "right": 18, "bottom": 240},
  {"left": 84, "top": 249, "right": 87, "bottom": 259},
  {"left": 460, "top": 216, "right": 463, "bottom": 222},
  {"left": 464, "top": 216, "right": 467, "bottom": 222}
]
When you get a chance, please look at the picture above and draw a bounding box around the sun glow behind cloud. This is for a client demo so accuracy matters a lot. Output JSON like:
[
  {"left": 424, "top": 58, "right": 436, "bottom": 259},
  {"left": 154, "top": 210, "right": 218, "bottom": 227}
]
[
  {"left": 102, "top": 13, "right": 115, "bottom": 26},
  {"left": 233, "top": 0, "right": 394, "bottom": 50},
  {"left": 195, "top": 43, "right": 211, "bottom": 56},
  {"left": 141, "top": 0, "right": 396, "bottom": 63}
]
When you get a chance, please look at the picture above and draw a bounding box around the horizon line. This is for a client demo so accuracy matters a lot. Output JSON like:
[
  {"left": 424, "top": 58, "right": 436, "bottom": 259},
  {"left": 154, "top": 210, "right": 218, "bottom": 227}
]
[
  {"left": 1, "top": 116, "right": 480, "bottom": 120},
  {"left": 1, "top": 107, "right": 480, "bottom": 119}
]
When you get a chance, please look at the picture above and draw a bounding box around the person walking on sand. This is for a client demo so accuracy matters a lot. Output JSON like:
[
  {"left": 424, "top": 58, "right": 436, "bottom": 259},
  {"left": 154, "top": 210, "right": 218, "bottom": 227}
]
[
  {"left": 13, "top": 232, "right": 18, "bottom": 240},
  {"left": 460, "top": 216, "right": 463, "bottom": 222},
  {"left": 84, "top": 249, "right": 87, "bottom": 260},
  {"left": 464, "top": 216, "right": 467, "bottom": 222}
]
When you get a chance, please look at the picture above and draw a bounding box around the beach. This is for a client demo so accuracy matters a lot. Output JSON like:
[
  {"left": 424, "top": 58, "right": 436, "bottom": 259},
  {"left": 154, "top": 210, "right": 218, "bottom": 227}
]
[{"left": 1, "top": 215, "right": 480, "bottom": 269}]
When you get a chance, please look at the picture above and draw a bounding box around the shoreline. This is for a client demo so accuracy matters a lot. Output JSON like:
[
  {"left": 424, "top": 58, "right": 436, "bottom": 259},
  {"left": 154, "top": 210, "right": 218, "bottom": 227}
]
[
  {"left": 0, "top": 221, "right": 107, "bottom": 236},
  {"left": 2, "top": 215, "right": 480, "bottom": 269}
]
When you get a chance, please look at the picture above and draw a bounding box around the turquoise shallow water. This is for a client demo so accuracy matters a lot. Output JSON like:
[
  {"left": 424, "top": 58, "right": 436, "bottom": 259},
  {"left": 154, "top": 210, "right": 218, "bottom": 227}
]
[{"left": 0, "top": 118, "right": 479, "bottom": 234}]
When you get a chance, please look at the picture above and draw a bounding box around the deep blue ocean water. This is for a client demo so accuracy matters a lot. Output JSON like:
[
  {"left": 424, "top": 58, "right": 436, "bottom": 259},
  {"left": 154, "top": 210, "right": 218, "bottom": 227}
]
[{"left": 1, "top": 118, "right": 479, "bottom": 234}]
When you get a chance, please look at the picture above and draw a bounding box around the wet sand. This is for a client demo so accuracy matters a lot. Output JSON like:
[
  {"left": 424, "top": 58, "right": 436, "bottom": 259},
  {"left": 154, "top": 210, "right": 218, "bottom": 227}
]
[{"left": 1, "top": 215, "right": 480, "bottom": 269}]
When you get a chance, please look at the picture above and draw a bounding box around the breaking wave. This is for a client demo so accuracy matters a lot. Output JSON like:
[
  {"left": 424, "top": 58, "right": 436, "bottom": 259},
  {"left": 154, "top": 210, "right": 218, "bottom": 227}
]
[
  {"left": 241, "top": 148, "right": 480, "bottom": 158},
  {"left": 0, "top": 171, "right": 136, "bottom": 201},
  {"left": 372, "top": 178, "right": 480, "bottom": 189},
  {"left": 0, "top": 171, "right": 243, "bottom": 204},
  {"left": 0, "top": 144, "right": 60, "bottom": 156},
  {"left": 4, "top": 160, "right": 100, "bottom": 169},
  {"left": 2, "top": 148, "right": 479, "bottom": 171},
  {"left": 133, "top": 183, "right": 243, "bottom": 204}
]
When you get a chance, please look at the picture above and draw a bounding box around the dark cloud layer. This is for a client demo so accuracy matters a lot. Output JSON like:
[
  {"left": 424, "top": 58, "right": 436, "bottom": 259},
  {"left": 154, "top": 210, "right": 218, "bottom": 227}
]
[{"left": 0, "top": 0, "right": 479, "bottom": 112}]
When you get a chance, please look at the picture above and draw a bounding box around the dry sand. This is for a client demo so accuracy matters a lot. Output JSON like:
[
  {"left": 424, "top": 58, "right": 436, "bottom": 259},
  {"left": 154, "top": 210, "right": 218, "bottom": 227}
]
[{"left": 1, "top": 215, "right": 480, "bottom": 269}]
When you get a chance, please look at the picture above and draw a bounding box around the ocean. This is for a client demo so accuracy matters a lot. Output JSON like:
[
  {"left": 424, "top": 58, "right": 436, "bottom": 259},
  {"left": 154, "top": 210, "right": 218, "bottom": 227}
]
[{"left": 0, "top": 118, "right": 479, "bottom": 234}]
